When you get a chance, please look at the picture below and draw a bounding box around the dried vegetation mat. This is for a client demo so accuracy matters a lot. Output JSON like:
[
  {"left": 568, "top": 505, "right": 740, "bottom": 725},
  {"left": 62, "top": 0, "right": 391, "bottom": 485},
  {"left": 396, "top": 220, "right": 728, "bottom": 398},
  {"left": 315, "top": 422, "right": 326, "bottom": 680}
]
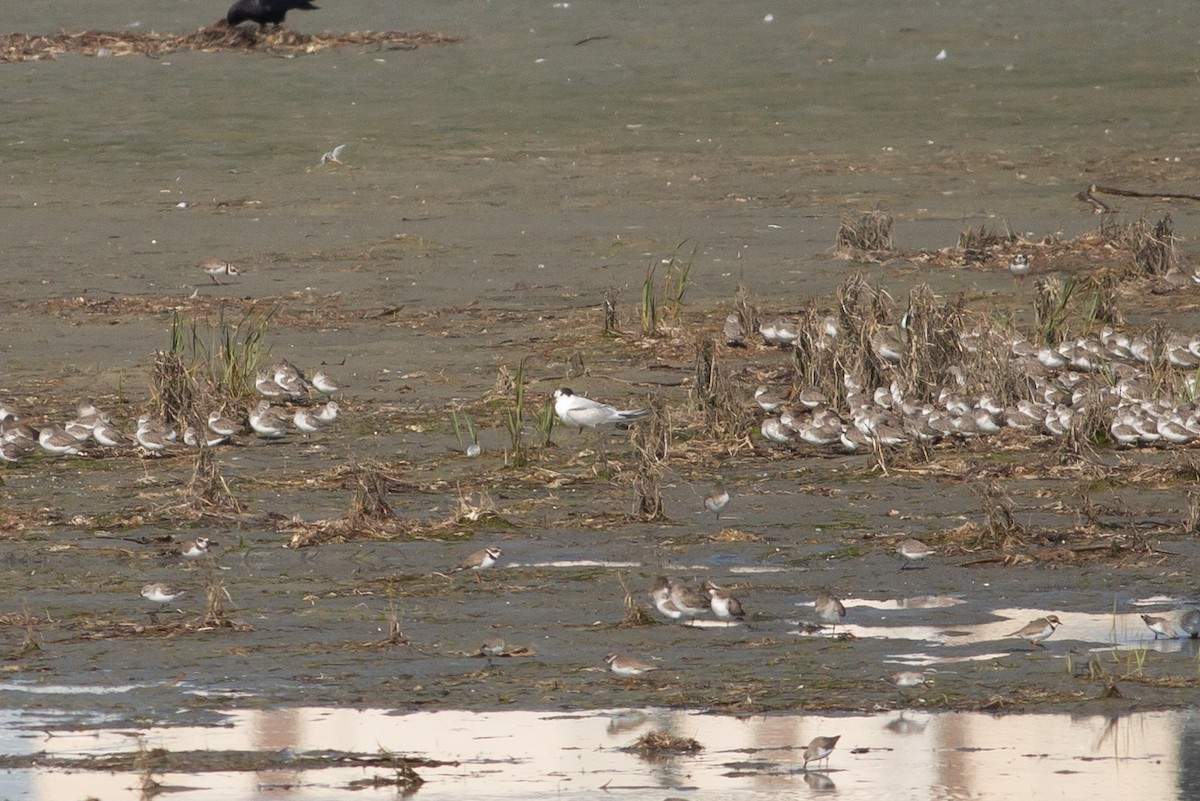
[
  {"left": 625, "top": 730, "right": 704, "bottom": 760},
  {"left": 0, "top": 25, "right": 459, "bottom": 63},
  {"left": 278, "top": 462, "right": 511, "bottom": 548}
]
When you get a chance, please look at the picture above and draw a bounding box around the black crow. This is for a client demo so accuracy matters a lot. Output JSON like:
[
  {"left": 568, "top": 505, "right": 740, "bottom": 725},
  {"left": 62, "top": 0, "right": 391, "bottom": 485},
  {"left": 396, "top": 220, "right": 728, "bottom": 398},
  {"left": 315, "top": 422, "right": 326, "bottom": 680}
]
[{"left": 226, "top": 0, "right": 319, "bottom": 28}]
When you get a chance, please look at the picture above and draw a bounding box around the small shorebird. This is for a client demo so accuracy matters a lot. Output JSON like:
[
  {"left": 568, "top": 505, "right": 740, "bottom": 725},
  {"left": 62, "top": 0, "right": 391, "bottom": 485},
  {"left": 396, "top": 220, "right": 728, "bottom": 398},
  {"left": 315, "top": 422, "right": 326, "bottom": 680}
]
[
  {"left": 292, "top": 408, "right": 324, "bottom": 434},
  {"left": 648, "top": 576, "right": 682, "bottom": 621},
  {"left": 315, "top": 401, "right": 340, "bottom": 423},
  {"left": 1008, "top": 253, "right": 1032, "bottom": 280},
  {"left": 815, "top": 590, "right": 846, "bottom": 635},
  {"left": 91, "top": 420, "right": 128, "bottom": 448},
  {"left": 888, "top": 670, "right": 929, "bottom": 693},
  {"left": 724, "top": 312, "right": 746, "bottom": 346},
  {"left": 668, "top": 579, "right": 710, "bottom": 623},
  {"left": 704, "top": 485, "right": 730, "bottom": 520},
  {"left": 553, "top": 388, "right": 649, "bottom": 432},
  {"left": 248, "top": 401, "right": 288, "bottom": 439},
  {"left": 141, "top": 583, "right": 182, "bottom": 604},
  {"left": 1008, "top": 615, "right": 1062, "bottom": 649},
  {"left": 705, "top": 580, "right": 745, "bottom": 623},
  {"left": 1140, "top": 613, "right": 1179, "bottom": 640},
  {"left": 753, "top": 385, "right": 785, "bottom": 412},
  {"left": 38, "top": 424, "right": 83, "bottom": 456},
  {"left": 180, "top": 537, "right": 216, "bottom": 560},
  {"left": 207, "top": 411, "right": 243, "bottom": 438},
  {"left": 450, "top": 546, "right": 502, "bottom": 582},
  {"left": 135, "top": 421, "right": 173, "bottom": 455},
  {"left": 604, "top": 652, "right": 659, "bottom": 678},
  {"left": 480, "top": 636, "right": 506, "bottom": 665},
  {"left": 311, "top": 370, "right": 344, "bottom": 395},
  {"left": 200, "top": 259, "right": 240, "bottom": 285},
  {"left": 897, "top": 539, "right": 934, "bottom": 569},
  {"left": 802, "top": 735, "right": 841, "bottom": 771}
]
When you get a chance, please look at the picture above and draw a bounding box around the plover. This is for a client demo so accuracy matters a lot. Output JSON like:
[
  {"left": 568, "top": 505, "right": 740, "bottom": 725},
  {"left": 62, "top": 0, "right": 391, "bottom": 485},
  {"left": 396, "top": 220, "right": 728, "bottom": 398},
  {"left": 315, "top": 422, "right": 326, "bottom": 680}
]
[
  {"left": 179, "top": 537, "right": 216, "bottom": 560},
  {"left": 1008, "top": 253, "right": 1032, "bottom": 280},
  {"left": 604, "top": 652, "right": 659, "bottom": 678},
  {"left": 201, "top": 259, "right": 239, "bottom": 285},
  {"left": 450, "top": 546, "right": 502, "bottom": 582},
  {"left": 38, "top": 424, "right": 83, "bottom": 456},
  {"left": 668, "top": 579, "right": 710, "bottom": 623},
  {"left": 1007, "top": 615, "right": 1062, "bottom": 649}
]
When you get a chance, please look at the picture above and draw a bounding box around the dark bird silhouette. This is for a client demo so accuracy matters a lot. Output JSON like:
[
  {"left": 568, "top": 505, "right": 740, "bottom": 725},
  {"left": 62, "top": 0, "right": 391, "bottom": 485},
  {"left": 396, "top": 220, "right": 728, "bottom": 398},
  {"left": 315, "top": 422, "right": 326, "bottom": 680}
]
[{"left": 226, "top": 0, "right": 319, "bottom": 28}]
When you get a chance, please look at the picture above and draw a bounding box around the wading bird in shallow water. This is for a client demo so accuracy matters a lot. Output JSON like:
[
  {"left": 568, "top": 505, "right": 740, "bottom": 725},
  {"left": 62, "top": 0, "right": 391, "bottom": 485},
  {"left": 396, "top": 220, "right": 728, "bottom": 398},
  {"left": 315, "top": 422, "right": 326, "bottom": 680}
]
[
  {"left": 226, "top": 0, "right": 319, "bottom": 28},
  {"left": 802, "top": 735, "right": 840, "bottom": 771},
  {"left": 1140, "top": 613, "right": 1179, "bottom": 640}
]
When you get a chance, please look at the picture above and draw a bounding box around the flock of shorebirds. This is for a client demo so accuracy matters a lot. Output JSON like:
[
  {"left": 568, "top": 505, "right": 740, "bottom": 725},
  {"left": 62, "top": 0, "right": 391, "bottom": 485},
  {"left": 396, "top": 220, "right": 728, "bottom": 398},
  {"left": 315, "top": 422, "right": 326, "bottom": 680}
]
[
  {"left": 0, "top": 359, "right": 344, "bottom": 465},
  {"left": 733, "top": 309, "right": 1200, "bottom": 451},
  {"left": 1, "top": 357, "right": 348, "bottom": 615},
  {"left": 545, "top": 360, "right": 1200, "bottom": 774}
]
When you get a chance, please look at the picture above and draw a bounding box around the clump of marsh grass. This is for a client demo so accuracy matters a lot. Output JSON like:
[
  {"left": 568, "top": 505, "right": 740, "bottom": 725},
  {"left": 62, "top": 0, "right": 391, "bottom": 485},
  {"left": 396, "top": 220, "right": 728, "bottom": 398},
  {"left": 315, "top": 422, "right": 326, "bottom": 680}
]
[
  {"left": 198, "top": 561, "right": 234, "bottom": 628},
  {"left": 616, "top": 574, "right": 654, "bottom": 627},
  {"left": 1124, "top": 214, "right": 1177, "bottom": 278},
  {"left": 692, "top": 336, "right": 751, "bottom": 436},
  {"left": 381, "top": 602, "right": 410, "bottom": 646},
  {"left": 957, "top": 222, "right": 1014, "bottom": 263},
  {"left": 185, "top": 447, "right": 242, "bottom": 513},
  {"left": 895, "top": 284, "right": 966, "bottom": 400},
  {"left": 150, "top": 346, "right": 197, "bottom": 434},
  {"left": 631, "top": 398, "right": 669, "bottom": 521},
  {"left": 164, "top": 306, "right": 274, "bottom": 407},
  {"left": 501, "top": 356, "right": 536, "bottom": 465},
  {"left": 792, "top": 302, "right": 844, "bottom": 409},
  {"left": 1033, "top": 276, "right": 1078, "bottom": 346},
  {"left": 17, "top": 604, "right": 40, "bottom": 656},
  {"left": 640, "top": 243, "right": 695, "bottom": 337},
  {"left": 350, "top": 463, "right": 395, "bottom": 523},
  {"left": 603, "top": 287, "right": 621, "bottom": 336},
  {"left": 835, "top": 211, "right": 894, "bottom": 259},
  {"left": 972, "top": 482, "right": 1025, "bottom": 550},
  {"left": 451, "top": 407, "right": 479, "bottom": 455}
]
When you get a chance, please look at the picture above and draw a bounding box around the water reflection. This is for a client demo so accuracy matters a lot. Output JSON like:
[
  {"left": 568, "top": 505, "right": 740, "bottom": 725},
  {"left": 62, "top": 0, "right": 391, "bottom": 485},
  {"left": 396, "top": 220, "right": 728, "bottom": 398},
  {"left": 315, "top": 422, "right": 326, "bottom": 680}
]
[
  {"left": 1, "top": 706, "right": 1197, "bottom": 800},
  {"left": 792, "top": 604, "right": 1200, "bottom": 659}
]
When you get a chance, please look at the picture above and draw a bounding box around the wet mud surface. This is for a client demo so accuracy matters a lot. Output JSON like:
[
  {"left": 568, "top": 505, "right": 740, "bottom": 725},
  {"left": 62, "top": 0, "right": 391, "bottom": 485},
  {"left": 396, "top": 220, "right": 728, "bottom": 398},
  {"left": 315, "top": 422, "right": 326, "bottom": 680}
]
[
  {"left": 4, "top": 253, "right": 1200, "bottom": 730},
  {"left": 3, "top": 6, "right": 1200, "bottom": 774}
]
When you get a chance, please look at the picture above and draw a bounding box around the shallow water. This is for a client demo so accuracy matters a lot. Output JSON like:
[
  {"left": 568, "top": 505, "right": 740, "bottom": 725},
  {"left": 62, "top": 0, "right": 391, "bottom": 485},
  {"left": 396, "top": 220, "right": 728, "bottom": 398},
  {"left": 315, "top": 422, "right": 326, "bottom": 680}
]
[{"left": 3, "top": 704, "right": 1199, "bottom": 800}]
